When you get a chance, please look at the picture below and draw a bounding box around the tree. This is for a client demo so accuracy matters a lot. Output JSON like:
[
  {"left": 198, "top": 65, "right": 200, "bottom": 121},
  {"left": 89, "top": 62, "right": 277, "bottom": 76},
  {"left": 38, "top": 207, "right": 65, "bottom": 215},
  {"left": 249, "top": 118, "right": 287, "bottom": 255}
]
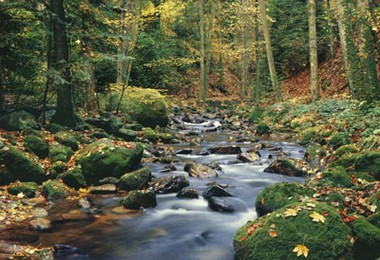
[
  {"left": 50, "top": 0, "right": 76, "bottom": 126},
  {"left": 258, "top": 0, "right": 281, "bottom": 101},
  {"left": 308, "top": 0, "right": 319, "bottom": 101}
]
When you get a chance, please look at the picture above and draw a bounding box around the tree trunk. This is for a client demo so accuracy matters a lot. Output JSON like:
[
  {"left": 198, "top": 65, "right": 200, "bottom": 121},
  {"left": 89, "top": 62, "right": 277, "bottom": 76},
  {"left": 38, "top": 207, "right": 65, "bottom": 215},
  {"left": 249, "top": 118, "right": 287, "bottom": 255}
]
[
  {"left": 51, "top": 0, "right": 76, "bottom": 127},
  {"left": 325, "top": 0, "right": 335, "bottom": 57},
  {"left": 357, "top": 0, "right": 380, "bottom": 101},
  {"left": 308, "top": 0, "right": 319, "bottom": 101},
  {"left": 258, "top": 0, "right": 281, "bottom": 101},
  {"left": 0, "top": 59, "right": 4, "bottom": 114},
  {"left": 336, "top": 0, "right": 364, "bottom": 100},
  {"left": 240, "top": 0, "right": 249, "bottom": 98},
  {"left": 116, "top": 0, "right": 127, "bottom": 85},
  {"left": 204, "top": 0, "right": 213, "bottom": 100},
  {"left": 199, "top": 0, "right": 206, "bottom": 101}
]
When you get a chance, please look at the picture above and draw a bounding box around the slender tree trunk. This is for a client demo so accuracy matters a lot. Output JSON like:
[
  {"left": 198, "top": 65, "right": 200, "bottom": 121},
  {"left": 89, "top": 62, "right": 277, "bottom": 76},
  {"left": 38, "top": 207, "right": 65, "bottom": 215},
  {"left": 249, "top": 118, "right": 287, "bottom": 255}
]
[
  {"left": 203, "top": 1, "right": 213, "bottom": 99},
  {"left": 42, "top": 27, "right": 53, "bottom": 124},
  {"left": 258, "top": 0, "right": 281, "bottom": 101},
  {"left": 0, "top": 59, "right": 4, "bottom": 114},
  {"left": 199, "top": 0, "right": 206, "bottom": 101},
  {"left": 51, "top": 0, "right": 76, "bottom": 127},
  {"left": 117, "top": 0, "right": 127, "bottom": 85},
  {"left": 325, "top": 0, "right": 335, "bottom": 57},
  {"left": 336, "top": 0, "right": 364, "bottom": 100},
  {"left": 308, "top": 0, "right": 319, "bottom": 101},
  {"left": 357, "top": 0, "right": 380, "bottom": 101},
  {"left": 240, "top": 0, "right": 249, "bottom": 98}
]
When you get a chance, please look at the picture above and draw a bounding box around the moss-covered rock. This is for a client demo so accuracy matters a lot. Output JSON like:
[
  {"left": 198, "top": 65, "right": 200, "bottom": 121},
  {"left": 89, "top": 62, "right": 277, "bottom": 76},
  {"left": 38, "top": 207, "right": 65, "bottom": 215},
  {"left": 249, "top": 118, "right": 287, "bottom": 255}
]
[
  {"left": 264, "top": 158, "right": 312, "bottom": 177},
  {"left": 0, "top": 145, "right": 46, "bottom": 183},
  {"left": 118, "top": 167, "right": 152, "bottom": 191},
  {"left": 24, "top": 135, "right": 49, "bottom": 158},
  {"left": 354, "top": 152, "right": 380, "bottom": 180},
  {"left": 234, "top": 202, "right": 353, "bottom": 260},
  {"left": 304, "top": 143, "right": 326, "bottom": 167},
  {"left": 328, "top": 132, "right": 350, "bottom": 149},
  {"left": 49, "top": 161, "right": 67, "bottom": 178},
  {"left": 85, "top": 112, "right": 123, "bottom": 135},
  {"left": 116, "top": 127, "right": 137, "bottom": 141},
  {"left": 74, "top": 138, "right": 143, "bottom": 184},
  {"left": 49, "top": 143, "right": 73, "bottom": 163},
  {"left": 255, "top": 182, "right": 315, "bottom": 216},
  {"left": 352, "top": 218, "right": 380, "bottom": 259},
  {"left": 315, "top": 167, "right": 354, "bottom": 188},
  {"left": 45, "top": 123, "right": 65, "bottom": 134},
  {"left": 370, "top": 190, "right": 380, "bottom": 210},
  {"left": 255, "top": 122, "right": 270, "bottom": 136},
  {"left": 59, "top": 167, "right": 86, "bottom": 189},
  {"left": 299, "top": 128, "right": 319, "bottom": 145},
  {"left": 248, "top": 107, "right": 265, "bottom": 123},
  {"left": 121, "top": 190, "right": 157, "bottom": 209},
  {"left": 143, "top": 128, "right": 159, "bottom": 143},
  {"left": 0, "top": 164, "right": 13, "bottom": 185},
  {"left": 122, "top": 87, "right": 169, "bottom": 128},
  {"left": 0, "top": 110, "right": 39, "bottom": 131},
  {"left": 42, "top": 179, "right": 72, "bottom": 200},
  {"left": 54, "top": 131, "right": 79, "bottom": 151},
  {"left": 334, "top": 144, "right": 358, "bottom": 158},
  {"left": 7, "top": 181, "right": 39, "bottom": 198}
]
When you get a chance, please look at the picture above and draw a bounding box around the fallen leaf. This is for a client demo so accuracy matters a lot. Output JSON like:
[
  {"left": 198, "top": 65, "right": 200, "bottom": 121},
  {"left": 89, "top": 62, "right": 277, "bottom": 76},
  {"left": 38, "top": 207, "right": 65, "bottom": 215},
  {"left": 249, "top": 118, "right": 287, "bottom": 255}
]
[
  {"left": 293, "top": 244, "right": 309, "bottom": 258},
  {"left": 283, "top": 208, "right": 298, "bottom": 217},
  {"left": 240, "top": 235, "right": 246, "bottom": 241},
  {"left": 268, "top": 230, "right": 278, "bottom": 238},
  {"left": 261, "top": 196, "right": 265, "bottom": 205},
  {"left": 367, "top": 204, "right": 377, "bottom": 213},
  {"left": 270, "top": 224, "right": 276, "bottom": 229},
  {"left": 309, "top": 211, "right": 326, "bottom": 223}
]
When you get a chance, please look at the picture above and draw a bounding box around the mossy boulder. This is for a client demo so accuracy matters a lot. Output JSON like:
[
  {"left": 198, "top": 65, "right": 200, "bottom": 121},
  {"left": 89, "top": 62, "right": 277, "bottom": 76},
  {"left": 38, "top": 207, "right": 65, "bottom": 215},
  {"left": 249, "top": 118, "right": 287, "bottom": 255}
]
[
  {"left": 299, "top": 128, "right": 322, "bottom": 145},
  {"left": 85, "top": 112, "right": 124, "bottom": 135},
  {"left": 0, "top": 164, "right": 13, "bottom": 185},
  {"left": 264, "top": 158, "right": 312, "bottom": 177},
  {"left": 54, "top": 131, "right": 79, "bottom": 151},
  {"left": 255, "top": 182, "right": 315, "bottom": 216},
  {"left": 45, "top": 123, "right": 65, "bottom": 134},
  {"left": 24, "top": 135, "right": 49, "bottom": 158},
  {"left": 0, "top": 145, "right": 46, "bottom": 184},
  {"left": 0, "top": 110, "right": 39, "bottom": 131},
  {"left": 74, "top": 138, "right": 143, "bottom": 184},
  {"left": 116, "top": 127, "right": 137, "bottom": 141},
  {"left": 328, "top": 132, "right": 350, "bottom": 149},
  {"left": 143, "top": 128, "right": 159, "bottom": 143},
  {"left": 49, "top": 143, "right": 73, "bottom": 163},
  {"left": 42, "top": 179, "right": 72, "bottom": 200},
  {"left": 255, "top": 122, "right": 270, "bottom": 136},
  {"left": 233, "top": 202, "right": 353, "bottom": 260},
  {"left": 248, "top": 107, "right": 265, "bottom": 123},
  {"left": 122, "top": 87, "right": 169, "bottom": 128},
  {"left": 118, "top": 167, "right": 152, "bottom": 191},
  {"left": 354, "top": 151, "right": 380, "bottom": 180},
  {"left": 352, "top": 218, "right": 380, "bottom": 259},
  {"left": 7, "top": 181, "right": 39, "bottom": 198},
  {"left": 121, "top": 190, "right": 157, "bottom": 209},
  {"left": 334, "top": 144, "right": 358, "bottom": 158},
  {"left": 59, "top": 167, "right": 86, "bottom": 189},
  {"left": 314, "top": 167, "right": 354, "bottom": 188},
  {"left": 304, "top": 143, "right": 326, "bottom": 167}
]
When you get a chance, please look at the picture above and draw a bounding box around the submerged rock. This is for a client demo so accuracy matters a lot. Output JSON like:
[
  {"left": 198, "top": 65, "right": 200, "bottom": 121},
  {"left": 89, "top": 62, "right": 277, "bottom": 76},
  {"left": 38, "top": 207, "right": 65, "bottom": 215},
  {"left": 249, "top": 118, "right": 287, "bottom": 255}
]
[{"left": 121, "top": 190, "right": 157, "bottom": 209}]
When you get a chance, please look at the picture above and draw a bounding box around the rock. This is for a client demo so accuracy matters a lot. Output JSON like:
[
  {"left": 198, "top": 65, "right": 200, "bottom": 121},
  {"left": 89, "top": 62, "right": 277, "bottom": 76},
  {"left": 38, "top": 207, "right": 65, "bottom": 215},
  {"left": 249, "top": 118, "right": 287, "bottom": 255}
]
[
  {"left": 78, "top": 197, "right": 91, "bottom": 209},
  {"left": 0, "top": 110, "right": 39, "bottom": 131},
  {"left": 32, "top": 207, "right": 48, "bottom": 218},
  {"left": 45, "top": 123, "right": 65, "bottom": 134},
  {"left": 123, "top": 87, "right": 169, "bottom": 128},
  {"left": 0, "top": 145, "right": 47, "bottom": 184},
  {"left": 352, "top": 218, "right": 380, "bottom": 259},
  {"left": 24, "top": 135, "right": 49, "bottom": 158},
  {"left": 151, "top": 175, "right": 190, "bottom": 194},
  {"left": 54, "top": 131, "right": 79, "bottom": 151},
  {"left": 121, "top": 190, "right": 157, "bottom": 209},
  {"left": 159, "top": 133, "right": 176, "bottom": 144},
  {"left": 304, "top": 143, "right": 326, "bottom": 167},
  {"left": 49, "top": 161, "right": 67, "bottom": 178},
  {"left": 264, "top": 158, "right": 311, "bottom": 177},
  {"left": 314, "top": 167, "right": 355, "bottom": 188},
  {"left": 124, "top": 123, "right": 143, "bottom": 131},
  {"left": 49, "top": 143, "right": 73, "bottom": 163},
  {"left": 42, "top": 180, "right": 72, "bottom": 200},
  {"left": 175, "top": 149, "right": 193, "bottom": 155},
  {"left": 99, "top": 177, "right": 120, "bottom": 185},
  {"left": 7, "top": 181, "right": 39, "bottom": 198},
  {"left": 119, "top": 167, "right": 152, "bottom": 191},
  {"left": 207, "top": 146, "right": 242, "bottom": 154},
  {"left": 176, "top": 188, "right": 199, "bottom": 199},
  {"left": 143, "top": 128, "right": 159, "bottom": 143},
  {"left": 328, "top": 132, "right": 350, "bottom": 149},
  {"left": 248, "top": 107, "right": 265, "bottom": 123},
  {"left": 203, "top": 184, "right": 233, "bottom": 199},
  {"left": 30, "top": 218, "right": 52, "bottom": 231},
  {"left": 0, "top": 164, "right": 12, "bottom": 185},
  {"left": 184, "top": 163, "right": 217, "bottom": 178},
  {"left": 233, "top": 202, "right": 353, "bottom": 260},
  {"left": 207, "top": 196, "right": 234, "bottom": 213},
  {"left": 74, "top": 138, "right": 143, "bottom": 184},
  {"left": 255, "top": 182, "right": 315, "bottom": 216},
  {"left": 59, "top": 167, "right": 86, "bottom": 189},
  {"left": 85, "top": 112, "right": 123, "bottom": 134},
  {"left": 255, "top": 122, "right": 270, "bottom": 135},
  {"left": 89, "top": 184, "right": 117, "bottom": 194},
  {"left": 54, "top": 244, "right": 88, "bottom": 259},
  {"left": 61, "top": 209, "right": 91, "bottom": 221},
  {"left": 116, "top": 127, "right": 137, "bottom": 141},
  {"left": 237, "top": 152, "right": 260, "bottom": 163}
]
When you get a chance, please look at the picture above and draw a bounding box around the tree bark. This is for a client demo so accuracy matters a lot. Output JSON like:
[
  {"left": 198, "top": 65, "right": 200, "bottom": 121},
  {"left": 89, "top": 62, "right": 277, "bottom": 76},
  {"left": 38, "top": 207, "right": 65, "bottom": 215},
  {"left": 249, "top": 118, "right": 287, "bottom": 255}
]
[
  {"left": 325, "top": 0, "right": 335, "bottom": 57},
  {"left": 0, "top": 59, "right": 4, "bottom": 114},
  {"left": 240, "top": 0, "right": 249, "bottom": 98},
  {"left": 199, "top": 0, "right": 206, "bottom": 101},
  {"left": 258, "top": 0, "right": 281, "bottom": 101},
  {"left": 51, "top": 0, "right": 76, "bottom": 127},
  {"left": 308, "top": 0, "right": 319, "bottom": 101}
]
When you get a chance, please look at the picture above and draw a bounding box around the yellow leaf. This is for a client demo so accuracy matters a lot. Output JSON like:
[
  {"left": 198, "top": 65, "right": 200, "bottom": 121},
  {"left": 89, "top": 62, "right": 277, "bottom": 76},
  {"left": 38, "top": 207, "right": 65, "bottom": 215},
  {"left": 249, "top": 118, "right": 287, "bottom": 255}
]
[
  {"left": 268, "top": 230, "right": 278, "bottom": 238},
  {"left": 309, "top": 211, "right": 326, "bottom": 223},
  {"left": 283, "top": 208, "right": 298, "bottom": 217},
  {"left": 293, "top": 244, "right": 309, "bottom": 258}
]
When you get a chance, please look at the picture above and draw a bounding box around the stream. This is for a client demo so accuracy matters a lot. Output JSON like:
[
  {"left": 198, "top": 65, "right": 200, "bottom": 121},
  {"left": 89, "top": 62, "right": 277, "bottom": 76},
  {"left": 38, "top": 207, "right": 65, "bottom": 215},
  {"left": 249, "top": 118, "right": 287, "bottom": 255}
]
[{"left": 33, "top": 119, "right": 306, "bottom": 260}]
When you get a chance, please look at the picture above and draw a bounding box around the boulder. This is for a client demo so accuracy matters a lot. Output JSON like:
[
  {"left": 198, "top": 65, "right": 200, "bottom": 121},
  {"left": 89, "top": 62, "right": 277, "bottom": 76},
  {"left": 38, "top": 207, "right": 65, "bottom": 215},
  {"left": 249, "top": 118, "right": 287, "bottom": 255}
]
[
  {"left": 121, "top": 190, "right": 157, "bottom": 210},
  {"left": 184, "top": 162, "right": 217, "bottom": 178},
  {"left": 7, "top": 181, "right": 39, "bottom": 198},
  {"left": 0, "top": 145, "right": 46, "bottom": 184},
  {"left": 264, "top": 158, "right": 312, "bottom": 177},
  {"left": 233, "top": 202, "right": 353, "bottom": 260},
  {"left": 255, "top": 122, "right": 270, "bottom": 136},
  {"left": 49, "top": 143, "right": 73, "bottom": 163},
  {"left": 208, "top": 196, "right": 234, "bottom": 213},
  {"left": 352, "top": 218, "right": 380, "bottom": 259},
  {"left": 312, "top": 167, "right": 354, "bottom": 188},
  {"left": 176, "top": 188, "right": 199, "bottom": 199},
  {"left": 255, "top": 182, "right": 314, "bottom": 216},
  {"left": 30, "top": 218, "right": 52, "bottom": 231},
  {"left": 59, "top": 167, "right": 86, "bottom": 189},
  {"left": 89, "top": 184, "right": 117, "bottom": 194},
  {"left": 207, "top": 146, "right": 242, "bottom": 155},
  {"left": 237, "top": 152, "right": 260, "bottom": 163},
  {"left": 85, "top": 112, "right": 123, "bottom": 135},
  {"left": 118, "top": 167, "right": 152, "bottom": 191},
  {"left": 24, "top": 135, "right": 49, "bottom": 158},
  {"left": 0, "top": 110, "right": 39, "bottom": 131},
  {"left": 74, "top": 138, "right": 143, "bottom": 184},
  {"left": 151, "top": 175, "right": 190, "bottom": 194},
  {"left": 54, "top": 131, "right": 79, "bottom": 151},
  {"left": 42, "top": 180, "right": 72, "bottom": 200},
  {"left": 122, "top": 87, "right": 169, "bottom": 128},
  {"left": 143, "top": 128, "right": 159, "bottom": 143},
  {"left": 116, "top": 127, "right": 137, "bottom": 141},
  {"left": 203, "top": 184, "right": 233, "bottom": 199}
]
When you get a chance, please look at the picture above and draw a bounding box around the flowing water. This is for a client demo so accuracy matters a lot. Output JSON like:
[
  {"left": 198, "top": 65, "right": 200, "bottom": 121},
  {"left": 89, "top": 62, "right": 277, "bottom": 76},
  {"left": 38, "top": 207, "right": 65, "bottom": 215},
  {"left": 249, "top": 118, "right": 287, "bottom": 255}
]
[{"left": 34, "top": 120, "right": 306, "bottom": 260}]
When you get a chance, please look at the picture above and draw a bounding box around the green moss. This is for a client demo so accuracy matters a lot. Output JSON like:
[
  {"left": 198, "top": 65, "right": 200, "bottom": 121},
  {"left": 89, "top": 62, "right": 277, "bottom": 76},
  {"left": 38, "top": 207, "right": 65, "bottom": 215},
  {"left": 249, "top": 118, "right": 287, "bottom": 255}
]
[
  {"left": 7, "top": 181, "right": 39, "bottom": 198},
  {"left": 328, "top": 132, "right": 350, "bottom": 149},
  {"left": 45, "top": 123, "right": 65, "bottom": 134},
  {"left": 54, "top": 131, "right": 79, "bottom": 151},
  {"left": 24, "top": 135, "right": 49, "bottom": 158},
  {"left": 370, "top": 190, "right": 380, "bottom": 209},
  {"left": 299, "top": 128, "right": 318, "bottom": 145},
  {"left": 59, "top": 167, "right": 86, "bottom": 189},
  {"left": 42, "top": 179, "right": 72, "bottom": 200},
  {"left": 143, "top": 128, "right": 159, "bottom": 143},
  {"left": 49, "top": 143, "right": 73, "bottom": 163},
  {"left": 305, "top": 143, "right": 326, "bottom": 165},
  {"left": 121, "top": 190, "right": 157, "bottom": 209},
  {"left": 334, "top": 144, "right": 358, "bottom": 158},
  {"left": 317, "top": 167, "right": 354, "bottom": 188},
  {"left": 248, "top": 107, "right": 265, "bottom": 123},
  {"left": 234, "top": 202, "right": 353, "bottom": 260},
  {"left": 354, "top": 152, "right": 380, "bottom": 180},
  {"left": 255, "top": 122, "right": 270, "bottom": 136},
  {"left": 255, "top": 182, "right": 314, "bottom": 216},
  {"left": 49, "top": 161, "right": 67, "bottom": 178},
  {"left": 368, "top": 213, "right": 380, "bottom": 228},
  {"left": 119, "top": 167, "right": 152, "bottom": 191},
  {"left": 352, "top": 218, "right": 380, "bottom": 259}
]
